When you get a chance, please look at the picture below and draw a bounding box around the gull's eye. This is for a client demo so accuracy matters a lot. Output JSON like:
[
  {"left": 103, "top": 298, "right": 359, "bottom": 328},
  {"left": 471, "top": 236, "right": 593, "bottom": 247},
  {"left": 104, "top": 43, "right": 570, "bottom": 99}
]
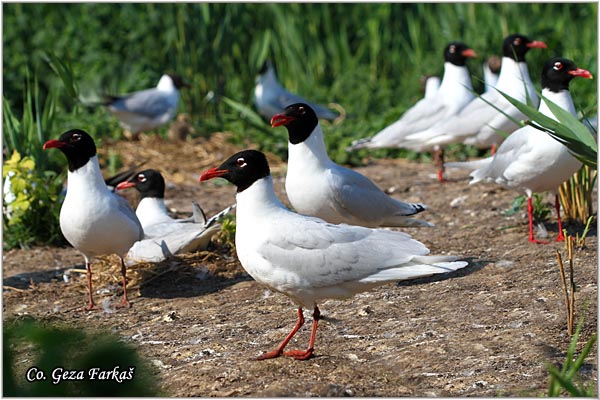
[
  {"left": 72, "top": 133, "right": 81, "bottom": 142},
  {"left": 298, "top": 106, "right": 306, "bottom": 115},
  {"left": 449, "top": 45, "right": 456, "bottom": 53},
  {"left": 553, "top": 61, "right": 563, "bottom": 71},
  {"left": 513, "top": 38, "right": 522, "bottom": 46},
  {"left": 236, "top": 158, "right": 247, "bottom": 168},
  {"left": 137, "top": 174, "right": 147, "bottom": 183}
]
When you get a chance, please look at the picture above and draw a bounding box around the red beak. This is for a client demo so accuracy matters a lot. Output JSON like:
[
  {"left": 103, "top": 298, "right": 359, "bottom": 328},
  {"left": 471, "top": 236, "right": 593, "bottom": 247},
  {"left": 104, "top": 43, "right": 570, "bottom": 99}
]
[
  {"left": 43, "top": 139, "right": 64, "bottom": 150},
  {"left": 270, "top": 113, "right": 295, "bottom": 128},
  {"left": 114, "top": 181, "right": 137, "bottom": 191},
  {"left": 569, "top": 68, "right": 593, "bottom": 79},
  {"left": 526, "top": 40, "right": 547, "bottom": 49},
  {"left": 199, "top": 167, "right": 228, "bottom": 182},
  {"left": 462, "top": 48, "right": 477, "bottom": 58}
]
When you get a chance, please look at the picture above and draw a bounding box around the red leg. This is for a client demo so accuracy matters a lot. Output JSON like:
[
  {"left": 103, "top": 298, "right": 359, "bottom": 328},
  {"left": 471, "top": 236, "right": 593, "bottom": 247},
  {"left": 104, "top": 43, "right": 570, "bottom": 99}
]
[
  {"left": 434, "top": 147, "right": 445, "bottom": 183},
  {"left": 116, "top": 257, "right": 131, "bottom": 308},
  {"left": 257, "top": 307, "right": 305, "bottom": 360},
  {"left": 84, "top": 260, "right": 96, "bottom": 311},
  {"left": 284, "top": 305, "right": 321, "bottom": 360},
  {"left": 491, "top": 143, "right": 497, "bottom": 155},
  {"left": 528, "top": 197, "right": 548, "bottom": 244},
  {"left": 555, "top": 194, "right": 565, "bottom": 242}
]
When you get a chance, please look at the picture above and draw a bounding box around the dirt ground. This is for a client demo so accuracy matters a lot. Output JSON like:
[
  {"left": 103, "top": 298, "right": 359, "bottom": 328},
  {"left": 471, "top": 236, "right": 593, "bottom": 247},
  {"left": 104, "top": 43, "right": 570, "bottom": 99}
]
[{"left": 3, "top": 134, "right": 598, "bottom": 397}]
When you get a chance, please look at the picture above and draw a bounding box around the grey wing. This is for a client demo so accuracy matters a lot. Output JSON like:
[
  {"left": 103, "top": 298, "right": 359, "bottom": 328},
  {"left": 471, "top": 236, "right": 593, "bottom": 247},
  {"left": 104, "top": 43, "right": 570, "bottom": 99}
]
[
  {"left": 440, "top": 91, "right": 506, "bottom": 137},
  {"left": 258, "top": 216, "right": 429, "bottom": 288},
  {"left": 127, "top": 224, "right": 220, "bottom": 264},
  {"left": 110, "top": 89, "right": 172, "bottom": 118},
  {"left": 328, "top": 166, "right": 424, "bottom": 221},
  {"left": 113, "top": 193, "right": 144, "bottom": 239},
  {"left": 470, "top": 127, "right": 534, "bottom": 182},
  {"left": 392, "top": 97, "right": 450, "bottom": 135}
]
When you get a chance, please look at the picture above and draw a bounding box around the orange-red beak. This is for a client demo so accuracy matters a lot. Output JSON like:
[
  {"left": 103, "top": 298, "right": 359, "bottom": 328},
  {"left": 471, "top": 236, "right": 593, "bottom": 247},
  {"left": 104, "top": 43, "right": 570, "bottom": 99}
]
[
  {"left": 114, "top": 181, "right": 137, "bottom": 191},
  {"left": 526, "top": 40, "right": 547, "bottom": 49},
  {"left": 199, "top": 167, "right": 228, "bottom": 182},
  {"left": 270, "top": 113, "right": 295, "bottom": 128},
  {"left": 43, "top": 139, "right": 64, "bottom": 150},
  {"left": 569, "top": 68, "right": 593, "bottom": 79},
  {"left": 462, "top": 48, "right": 477, "bottom": 58}
]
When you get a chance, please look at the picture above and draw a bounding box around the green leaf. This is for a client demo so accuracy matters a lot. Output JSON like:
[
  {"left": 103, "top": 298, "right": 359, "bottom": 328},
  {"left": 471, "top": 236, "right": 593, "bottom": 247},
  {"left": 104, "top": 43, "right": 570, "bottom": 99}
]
[
  {"left": 499, "top": 90, "right": 597, "bottom": 170},
  {"left": 221, "top": 96, "right": 268, "bottom": 128},
  {"left": 547, "top": 364, "right": 586, "bottom": 397},
  {"left": 44, "top": 52, "right": 79, "bottom": 100}
]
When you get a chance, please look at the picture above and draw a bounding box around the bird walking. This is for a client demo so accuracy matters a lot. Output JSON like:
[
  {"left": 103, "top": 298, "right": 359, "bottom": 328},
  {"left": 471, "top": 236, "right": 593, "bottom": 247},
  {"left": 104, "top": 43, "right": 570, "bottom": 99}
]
[
  {"left": 199, "top": 149, "right": 468, "bottom": 360},
  {"left": 43, "top": 129, "right": 144, "bottom": 309},
  {"left": 445, "top": 57, "right": 592, "bottom": 243},
  {"left": 103, "top": 73, "right": 190, "bottom": 139},
  {"left": 272, "top": 103, "right": 432, "bottom": 228}
]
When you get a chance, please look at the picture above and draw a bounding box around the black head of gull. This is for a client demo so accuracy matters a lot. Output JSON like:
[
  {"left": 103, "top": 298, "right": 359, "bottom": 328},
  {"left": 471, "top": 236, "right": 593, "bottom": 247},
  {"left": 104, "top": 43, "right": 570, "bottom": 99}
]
[
  {"left": 541, "top": 57, "right": 593, "bottom": 93},
  {"left": 200, "top": 149, "right": 270, "bottom": 193},
  {"left": 116, "top": 169, "right": 166, "bottom": 199},
  {"left": 42, "top": 129, "right": 96, "bottom": 172},
  {"left": 502, "top": 34, "right": 547, "bottom": 62},
  {"left": 444, "top": 42, "right": 477, "bottom": 66},
  {"left": 270, "top": 103, "right": 319, "bottom": 145},
  {"left": 166, "top": 73, "right": 191, "bottom": 89}
]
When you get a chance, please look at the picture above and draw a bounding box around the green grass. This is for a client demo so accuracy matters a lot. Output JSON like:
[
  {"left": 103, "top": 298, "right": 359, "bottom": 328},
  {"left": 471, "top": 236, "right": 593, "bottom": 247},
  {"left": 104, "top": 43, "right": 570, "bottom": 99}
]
[{"left": 3, "top": 3, "right": 597, "bottom": 164}]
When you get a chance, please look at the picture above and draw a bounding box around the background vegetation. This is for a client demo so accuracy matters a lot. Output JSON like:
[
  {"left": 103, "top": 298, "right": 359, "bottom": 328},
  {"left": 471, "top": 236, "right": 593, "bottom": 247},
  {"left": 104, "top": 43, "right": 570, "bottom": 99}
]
[
  {"left": 2, "top": 3, "right": 597, "bottom": 248},
  {"left": 3, "top": 3, "right": 597, "bottom": 162}
]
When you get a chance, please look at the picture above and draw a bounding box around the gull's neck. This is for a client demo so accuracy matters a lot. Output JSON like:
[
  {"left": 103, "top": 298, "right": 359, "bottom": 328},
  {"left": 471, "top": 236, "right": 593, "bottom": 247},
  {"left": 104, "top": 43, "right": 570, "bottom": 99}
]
[
  {"left": 538, "top": 88, "right": 576, "bottom": 120},
  {"left": 288, "top": 124, "right": 333, "bottom": 170},
  {"left": 136, "top": 197, "right": 173, "bottom": 227},
  {"left": 438, "top": 62, "right": 473, "bottom": 94},
  {"left": 495, "top": 57, "right": 535, "bottom": 100},
  {"left": 235, "top": 176, "right": 287, "bottom": 219},
  {"left": 157, "top": 75, "right": 177, "bottom": 93},
  {"left": 66, "top": 156, "right": 110, "bottom": 196}
]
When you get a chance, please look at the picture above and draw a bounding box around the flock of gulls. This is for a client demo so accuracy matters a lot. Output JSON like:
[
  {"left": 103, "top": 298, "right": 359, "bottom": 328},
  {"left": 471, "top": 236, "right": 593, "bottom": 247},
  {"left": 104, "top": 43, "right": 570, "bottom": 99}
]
[{"left": 42, "top": 33, "right": 593, "bottom": 360}]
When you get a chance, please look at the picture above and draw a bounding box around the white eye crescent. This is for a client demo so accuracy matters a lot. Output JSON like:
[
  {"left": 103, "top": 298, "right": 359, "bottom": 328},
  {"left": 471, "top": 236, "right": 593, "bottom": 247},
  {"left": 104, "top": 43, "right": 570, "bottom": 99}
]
[
  {"left": 236, "top": 158, "right": 247, "bottom": 168},
  {"left": 553, "top": 62, "right": 563, "bottom": 71}
]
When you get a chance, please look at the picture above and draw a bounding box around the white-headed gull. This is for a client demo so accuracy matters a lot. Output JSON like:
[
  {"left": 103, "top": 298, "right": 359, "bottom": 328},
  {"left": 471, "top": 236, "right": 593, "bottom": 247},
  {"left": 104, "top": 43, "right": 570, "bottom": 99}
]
[
  {"left": 254, "top": 60, "right": 338, "bottom": 121},
  {"left": 404, "top": 34, "right": 547, "bottom": 157},
  {"left": 347, "top": 42, "right": 477, "bottom": 152},
  {"left": 43, "top": 129, "right": 144, "bottom": 309},
  {"left": 114, "top": 169, "right": 233, "bottom": 263},
  {"left": 271, "top": 103, "right": 432, "bottom": 228},
  {"left": 445, "top": 57, "right": 592, "bottom": 243},
  {"left": 199, "top": 149, "right": 468, "bottom": 360},
  {"left": 103, "top": 73, "right": 189, "bottom": 138}
]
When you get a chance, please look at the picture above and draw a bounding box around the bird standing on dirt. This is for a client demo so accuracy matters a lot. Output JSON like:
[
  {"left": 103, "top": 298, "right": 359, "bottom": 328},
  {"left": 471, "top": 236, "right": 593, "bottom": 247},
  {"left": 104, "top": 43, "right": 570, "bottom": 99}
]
[
  {"left": 347, "top": 42, "right": 477, "bottom": 156},
  {"left": 404, "top": 34, "right": 547, "bottom": 154},
  {"left": 445, "top": 57, "right": 592, "bottom": 243},
  {"left": 254, "top": 60, "right": 339, "bottom": 121},
  {"left": 43, "top": 129, "right": 144, "bottom": 309},
  {"left": 272, "top": 103, "right": 431, "bottom": 228},
  {"left": 199, "top": 149, "right": 468, "bottom": 360},
  {"left": 103, "top": 73, "right": 190, "bottom": 139}
]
